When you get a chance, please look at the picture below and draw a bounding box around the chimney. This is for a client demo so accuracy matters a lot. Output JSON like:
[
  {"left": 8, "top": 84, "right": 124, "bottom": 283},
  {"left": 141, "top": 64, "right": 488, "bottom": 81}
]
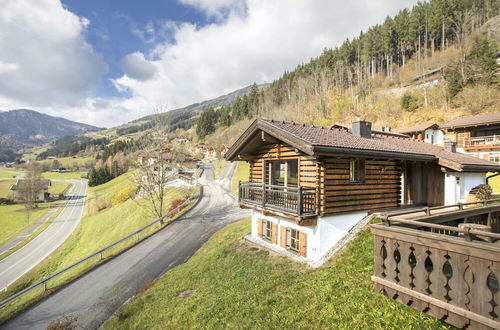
[
  {"left": 444, "top": 141, "right": 456, "bottom": 153},
  {"left": 352, "top": 120, "right": 372, "bottom": 138}
]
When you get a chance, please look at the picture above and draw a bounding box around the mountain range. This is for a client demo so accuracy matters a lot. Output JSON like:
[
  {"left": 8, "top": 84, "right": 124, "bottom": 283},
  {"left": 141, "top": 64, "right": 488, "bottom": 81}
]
[{"left": 0, "top": 109, "right": 101, "bottom": 161}]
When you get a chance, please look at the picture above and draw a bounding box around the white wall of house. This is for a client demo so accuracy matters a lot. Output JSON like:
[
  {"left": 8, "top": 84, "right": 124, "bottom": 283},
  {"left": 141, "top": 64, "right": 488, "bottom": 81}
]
[
  {"left": 444, "top": 172, "right": 486, "bottom": 205},
  {"left": 424, "top": 129, "right": 443, "bottom": 145},
  {"left": 251, "top": 209, "right": 367, "bottom": 261}
]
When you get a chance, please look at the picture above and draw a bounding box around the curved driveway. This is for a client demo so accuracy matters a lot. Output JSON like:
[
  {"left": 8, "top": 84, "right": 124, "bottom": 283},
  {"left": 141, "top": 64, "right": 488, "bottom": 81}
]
[
  {"left": 2, "top": 163, "right": 250, "bottom": 329},
  {"left": 0, "top": 180, "right": 87, "bottom": 290}
]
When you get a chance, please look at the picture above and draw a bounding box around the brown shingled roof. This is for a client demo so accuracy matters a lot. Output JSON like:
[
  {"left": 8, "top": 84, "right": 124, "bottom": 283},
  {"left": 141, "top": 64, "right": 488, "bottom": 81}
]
[
  {"left": 225, "top": 119, "right": 500, "bottom": 172},
  {"left": 440, "top": 112, "right": 500, "bottom": 129},
  {"left": 393, "top": 123, "right": 438, "bottom": 134}
]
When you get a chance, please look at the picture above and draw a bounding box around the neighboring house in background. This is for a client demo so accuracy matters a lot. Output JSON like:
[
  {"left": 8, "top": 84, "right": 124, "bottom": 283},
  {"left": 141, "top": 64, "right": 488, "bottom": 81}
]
[
  {"left": 220, "top": 144, "right": 229, "bottom": 158},
  {"left": 194, "top": 144, "right": 216, "bottom": 161},
  {"left": 225, "top": 119, "right": 500, "bottom": 263},
  {"left": 11, "top": 179, "right": 51, "bottom": 202},
  {"left": 440, "top": 112, "right": 500, "bottom": 163},
  {"left": 178, "top": 136, "right": 190, "bottom": 143},
  {"left": 393, "top": 123, "right": 443, "bottom": 145}
]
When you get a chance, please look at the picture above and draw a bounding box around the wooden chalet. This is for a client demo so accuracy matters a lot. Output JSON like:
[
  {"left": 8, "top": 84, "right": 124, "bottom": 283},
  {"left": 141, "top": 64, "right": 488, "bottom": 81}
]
[
  {"left": 393, "top": 123, "right": 442, "bottom": 145},
  {"left": 225, "top": 119, "right": 500, "bottom": 262},
  {"left": 441, "top": 112, "right": 500, "bottom": 162}
]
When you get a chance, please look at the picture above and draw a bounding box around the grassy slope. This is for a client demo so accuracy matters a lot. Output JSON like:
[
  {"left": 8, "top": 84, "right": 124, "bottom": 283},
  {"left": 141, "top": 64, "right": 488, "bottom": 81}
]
[
  {"left": 0, "top": 173, "right": 193, "bottom": 322},
  {"left": 213, "top": 159, "right": 227, "bottom": 178},
  {"left": 231, "top": 161, "right": 250, "bottom": 194},
  {"left": 488, "top": 173, "right": 500, "bottom": 193},
  {"left": 36, "top": 156, "right": 94, "bottom": 167},
  {"left": 106, "top": 219, "right": 447, "bottom": 329}
]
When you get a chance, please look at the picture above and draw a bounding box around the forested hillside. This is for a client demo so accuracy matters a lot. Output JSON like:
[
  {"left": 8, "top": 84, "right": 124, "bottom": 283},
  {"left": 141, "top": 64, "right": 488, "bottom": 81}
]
[{"left": 196, "top": 0, "right": 499, "bottom": 147}]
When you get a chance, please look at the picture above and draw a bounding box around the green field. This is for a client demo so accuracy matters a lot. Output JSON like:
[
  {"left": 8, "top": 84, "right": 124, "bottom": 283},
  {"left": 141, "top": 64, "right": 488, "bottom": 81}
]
[
  {"left": 105, "top": 219, "right": 447, "bottom": 329},
  {"left": 0, "top": 172, "right": 195, "bottom": 322},
  {"left": 48, "top": 181, "right": 71, "bottom": 196},
  {"left": 41, "top": 171, "right": 87, "bottom": 180},
  {"left": 0, "top": 179, "right": 15, "bottom": 198},
  {"left": 36, "top": 156, "right": 94, "bottom": 168},
  {"left": 231, "top": 161, "right": 249, "bottom": 194},
  {"left": 0, "top": 168, "right": 24, "bottom": 179},
  {"left": 0, "top": 202, "right": 57, "bottom": 247}
]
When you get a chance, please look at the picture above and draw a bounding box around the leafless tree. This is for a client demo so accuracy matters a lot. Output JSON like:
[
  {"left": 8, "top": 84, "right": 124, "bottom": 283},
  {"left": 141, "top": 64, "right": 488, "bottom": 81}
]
[
  {"left": 19, "top": 162, "right": 43, "bottom": 224},
  {"left": 130, "top": 105, "right": 178, "bottom": 223}
]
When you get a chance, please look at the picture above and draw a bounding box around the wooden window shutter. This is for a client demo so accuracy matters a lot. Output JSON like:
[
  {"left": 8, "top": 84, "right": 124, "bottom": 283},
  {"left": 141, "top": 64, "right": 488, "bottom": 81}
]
[
  {"left": 299, "top": 232, "right": 307, "bottom": 257},
  {"left": 257, "top": 218, "right": 263, "bottom": 238},
  {"left": 272, "top": 223, "right": 278, "bottom": 244},
  {"left": 280, "top": 225, "right": 287, "bottom": 248}
]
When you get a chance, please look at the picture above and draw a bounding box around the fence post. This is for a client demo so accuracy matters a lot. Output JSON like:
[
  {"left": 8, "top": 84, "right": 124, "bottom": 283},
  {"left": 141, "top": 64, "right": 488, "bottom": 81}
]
[
  {"left": 425, "top": 207, "right": 430, "bottom": 216},
  {"left": 458, "top": 202, "right": 463, "bottom": 210},
  {"left": 42, "top": 277, "right": 47, "bottom": 292},
  {"left": 298, "top": 186, "right": 303, "bottom": 216},
  {"left": 135, "top": 233, "right": 139, "bottom": 241},
  {"left": 99, "top": 251, "right": 103, "bottom": 261}
]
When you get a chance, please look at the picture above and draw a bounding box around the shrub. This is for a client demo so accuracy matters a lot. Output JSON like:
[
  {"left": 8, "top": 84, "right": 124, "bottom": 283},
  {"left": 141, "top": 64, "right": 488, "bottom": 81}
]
[
  {"left": 112, "top": 185, "right": 135, "bottom": 206},
  {"left": 469, "top": 184, "right": 493, "bottom": 201},
  {"left": 168, "top": 198, "right": 186, "bottom": 213},
  {"left": 400, "top": 92, "right": 418, "bottom": 112},
  {"left": 96, "top": 196, "right": 111, "bottom": 212}
]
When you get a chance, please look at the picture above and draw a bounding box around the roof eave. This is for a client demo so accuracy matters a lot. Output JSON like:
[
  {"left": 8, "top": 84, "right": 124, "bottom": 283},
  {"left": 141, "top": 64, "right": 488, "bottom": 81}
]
[{"left": 311, "top": 146, "right": 436, "bottom": 161}]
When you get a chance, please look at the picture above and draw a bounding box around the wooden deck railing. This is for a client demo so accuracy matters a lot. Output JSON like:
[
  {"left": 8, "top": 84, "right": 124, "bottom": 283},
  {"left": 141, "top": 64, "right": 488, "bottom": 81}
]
[
  {"left": 238, "top": 182, "right": 317, "bottom": 217},
  {"left": 372, "top": 201, "right": 500, "bottom": 329},
  {"left": 463, "top": 135, "right": 500, "bottom": 148}
]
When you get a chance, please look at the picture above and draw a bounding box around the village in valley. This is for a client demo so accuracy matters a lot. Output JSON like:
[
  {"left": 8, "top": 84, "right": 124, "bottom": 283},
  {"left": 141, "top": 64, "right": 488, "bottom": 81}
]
[{"left": 0, "top": 0, "right": 499, "bottom": 329}]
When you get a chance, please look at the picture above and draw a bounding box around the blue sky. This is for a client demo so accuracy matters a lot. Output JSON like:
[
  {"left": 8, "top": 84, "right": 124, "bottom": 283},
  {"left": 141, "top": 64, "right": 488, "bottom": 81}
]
[
  {"left": 0, "top": 0, "right": 420, "bottom": 127},
  {"left": 61, "top": 0, "right": 207, "bottom": 98}
]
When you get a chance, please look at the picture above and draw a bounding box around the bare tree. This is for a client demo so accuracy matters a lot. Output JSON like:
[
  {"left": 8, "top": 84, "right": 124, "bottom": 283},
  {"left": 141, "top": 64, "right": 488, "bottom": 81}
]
[
  {"left": 130, "top": 105, "right": 178, "bottom": 224},
  {"left": 19, "top": 162, "right": 43, "bottom": 224}
]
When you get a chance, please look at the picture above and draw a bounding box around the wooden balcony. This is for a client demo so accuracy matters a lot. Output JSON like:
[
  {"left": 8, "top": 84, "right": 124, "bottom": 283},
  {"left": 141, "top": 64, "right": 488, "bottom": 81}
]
[
  {"left": 463, "top": 135, "right": 500, "bottom": 149},
  {"left": 238, "top": 181, "right": 317, "bottom": 219},
  {"left": 372, "top": 201, "right": 500, "bottom": 329}
]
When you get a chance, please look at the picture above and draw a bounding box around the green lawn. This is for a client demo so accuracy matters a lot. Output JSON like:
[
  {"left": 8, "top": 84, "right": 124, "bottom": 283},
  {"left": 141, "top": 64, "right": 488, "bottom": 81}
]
[
  {"left": 36, "top": 156, "right": 94, "bottom": 168},
  {"left": 105, "top": 219, "right": 447, "bottom": 329},
  {"left": 0, "top": 168, "right": 23, "bottom": 179},
  {"left": 488, "top": 173, "right": 500, "bottom": 193},
  {"left": 0, "top": 179, "right": 15, "bottom": 198},
  {"left": 231, "top": 161, "right": 249, "bottom": 194},
  {"left": 41, "top": 171, "right": 87, "bottom": 180},
  {"left": 48, "top": 181, "right": 71, "bottom": 196},
  {"left": 0, "top": 172, "right": 195, "bottom": 322},
  {"left": 0, "top": 202, "right": 56, "bottom": 247}
]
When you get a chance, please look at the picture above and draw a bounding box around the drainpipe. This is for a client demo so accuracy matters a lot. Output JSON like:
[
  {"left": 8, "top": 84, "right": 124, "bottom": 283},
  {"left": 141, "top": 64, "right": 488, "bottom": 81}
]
[{"left": 486, "top": 172, "right": 500, "bottom": 184}]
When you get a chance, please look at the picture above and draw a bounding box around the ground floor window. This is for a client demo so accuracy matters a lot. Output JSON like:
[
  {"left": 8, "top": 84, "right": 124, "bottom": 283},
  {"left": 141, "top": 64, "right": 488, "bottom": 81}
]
[
  {"left": 489, "top": 154, "right": 500, "bottom": 163},
  {"left": 262, "top": 220, "right": 273, "bottom": 242},
  {"left": 286, "top": 228, "right": 300, "bottom": 253}
]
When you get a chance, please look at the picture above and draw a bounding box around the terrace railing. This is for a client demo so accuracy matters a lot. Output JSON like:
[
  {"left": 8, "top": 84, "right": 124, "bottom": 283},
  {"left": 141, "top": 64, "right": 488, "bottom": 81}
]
[
  {"left": 372, "top": 200, "right": 500, "bottom": 329},
  {"left": 463, "top": 135, "right": 500, "bottom": 148},
  {"left": 238, "top": 182, "right": 317, "bottom": 217}
]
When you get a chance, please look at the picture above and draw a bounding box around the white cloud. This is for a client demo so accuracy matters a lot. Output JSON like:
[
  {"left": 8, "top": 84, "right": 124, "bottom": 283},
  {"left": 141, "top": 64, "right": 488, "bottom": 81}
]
[
  {"left": 113, "top": 0, "right": 420, "bottom": 120},
  {"left": 0, "top": 0, "right": 106, "bottom": 109},
  {"left": 120, "top": 52, "right": 157, "bottom": 81}
]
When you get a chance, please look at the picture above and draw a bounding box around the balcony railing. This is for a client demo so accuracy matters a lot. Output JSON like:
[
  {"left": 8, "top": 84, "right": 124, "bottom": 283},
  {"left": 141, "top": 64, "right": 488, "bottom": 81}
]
[
  {"left": 372, "top": 200, "right": 500, "bottom": 329},
  {"left": 463, "top": 135, "right": 500, "bottom": 148},
  {"left": 238, "top": 181, "right": 317, "bottom": 217}
]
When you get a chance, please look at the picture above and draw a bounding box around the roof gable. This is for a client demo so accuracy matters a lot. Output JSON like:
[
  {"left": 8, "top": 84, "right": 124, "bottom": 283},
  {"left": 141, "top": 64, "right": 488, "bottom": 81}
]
[{"left": 440, "top": 112, "right": 500, "bottom": 129}]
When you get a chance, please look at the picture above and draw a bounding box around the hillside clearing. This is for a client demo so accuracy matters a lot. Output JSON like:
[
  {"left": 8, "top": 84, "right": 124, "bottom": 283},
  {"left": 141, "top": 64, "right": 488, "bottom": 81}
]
[
  {"left": 42, "top": 172, "right": 87, "bottom": 180},
  {"left": 105, "top": 218, "right": 447, "bottom": 329}
]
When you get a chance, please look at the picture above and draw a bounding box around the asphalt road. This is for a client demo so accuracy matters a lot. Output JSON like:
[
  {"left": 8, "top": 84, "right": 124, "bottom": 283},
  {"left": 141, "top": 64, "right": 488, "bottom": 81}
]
[
  {"left": 0, "top": 180, "right": 87, "bottom": 290},
  {"left": 2, "top": 163, "right": 250, "bottom": 329}
]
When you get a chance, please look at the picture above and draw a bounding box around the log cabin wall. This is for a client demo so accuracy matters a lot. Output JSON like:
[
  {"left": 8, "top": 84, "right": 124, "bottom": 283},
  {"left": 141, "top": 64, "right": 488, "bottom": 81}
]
[
  {"left": 319, "top": 158, "right": 401, "bottom": 215},
  {"left": 248, "top": 143, "right": 318, "bottom": 189}
]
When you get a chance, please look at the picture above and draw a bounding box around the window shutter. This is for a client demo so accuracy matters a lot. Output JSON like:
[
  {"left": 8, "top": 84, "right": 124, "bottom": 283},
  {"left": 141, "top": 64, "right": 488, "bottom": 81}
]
[
  {"left": 280, "top": 225, "right": 287, "bottom": 248},
  {"left": 299, "top": 232, "right": 307, "bottom": 257},
  {"left": 257, "top": 218, "right": 263, "bottom": 238},
  {"left": 272, "top": 223, "right": 278, "bottom": 244}
]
